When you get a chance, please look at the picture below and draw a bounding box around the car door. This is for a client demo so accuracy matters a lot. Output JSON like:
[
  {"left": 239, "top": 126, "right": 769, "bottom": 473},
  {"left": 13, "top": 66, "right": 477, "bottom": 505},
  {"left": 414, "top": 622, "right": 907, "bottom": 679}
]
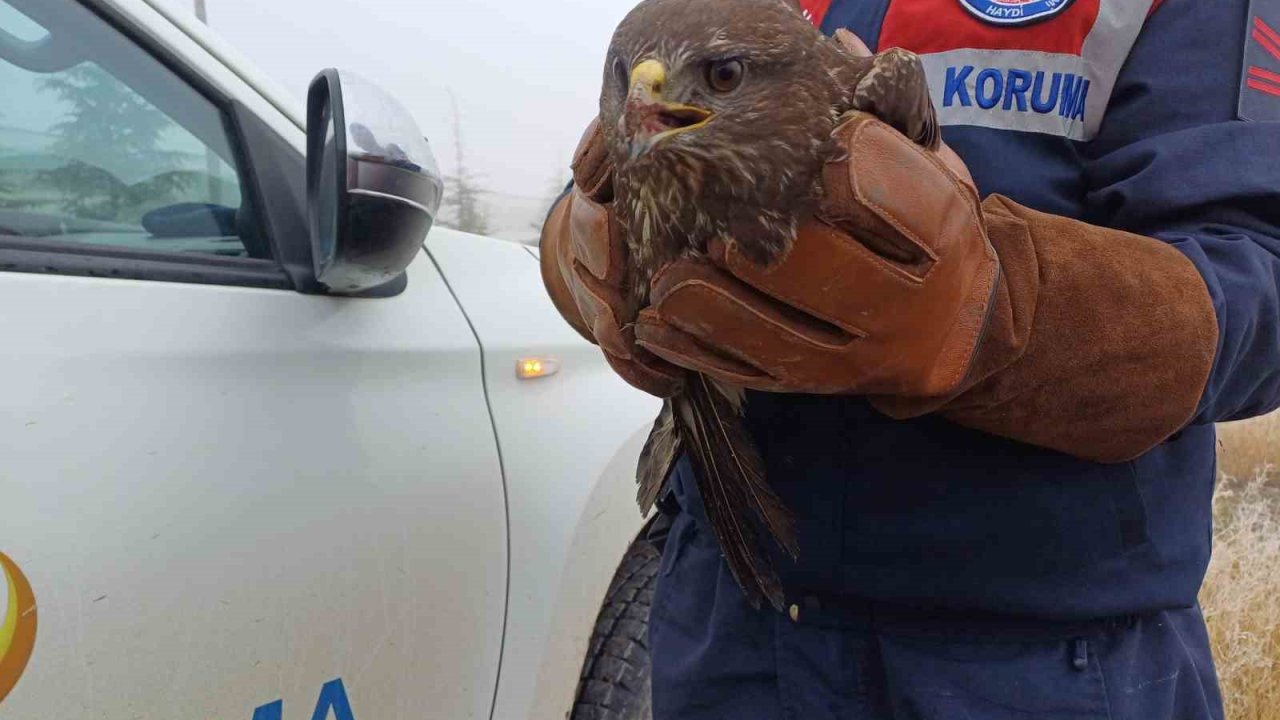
[{"left": 0, "top": 1, "right": 506, "bottom": 718}]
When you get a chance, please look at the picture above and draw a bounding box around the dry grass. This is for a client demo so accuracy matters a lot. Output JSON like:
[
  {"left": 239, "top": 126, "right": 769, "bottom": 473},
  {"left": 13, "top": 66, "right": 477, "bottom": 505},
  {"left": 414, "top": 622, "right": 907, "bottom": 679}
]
[
  {"left": 1217, "top": 413, "right": 1280, "bottom": 483},
  {"left": 1204, "top": 413, "right": 1280, "bottom": 720}
]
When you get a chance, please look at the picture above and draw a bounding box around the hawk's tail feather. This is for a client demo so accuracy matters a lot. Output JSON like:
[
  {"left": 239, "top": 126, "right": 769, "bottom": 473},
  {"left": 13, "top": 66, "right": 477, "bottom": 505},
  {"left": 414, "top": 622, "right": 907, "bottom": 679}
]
[
  {"left": 676, "top": 373, "right": 796, "bottom": 611},
  {"left": 697, "top": 375, "right": 798, "bottom": 559},
  {"left": 637, "top": 399, "right": 682, "bottom": 515}
]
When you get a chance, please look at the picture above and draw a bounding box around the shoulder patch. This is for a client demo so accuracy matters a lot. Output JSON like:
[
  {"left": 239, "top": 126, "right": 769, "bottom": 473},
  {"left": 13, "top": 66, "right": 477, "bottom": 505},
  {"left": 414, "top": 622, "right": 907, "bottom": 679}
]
[
  {"left": 958, "top": 0, "right": 1077, "bottom": 27},
  {"left": 1240, "top": 3, "right": 1280, "bottom": 122}
]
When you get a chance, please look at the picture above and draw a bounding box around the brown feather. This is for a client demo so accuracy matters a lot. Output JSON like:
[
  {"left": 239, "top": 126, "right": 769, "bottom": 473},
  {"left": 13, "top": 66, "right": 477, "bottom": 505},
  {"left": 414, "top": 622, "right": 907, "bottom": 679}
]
[
  {"left": 841, "top": 47, "right": 941, "bottom": 150},
  {"left": 637, "top": 399, "right": 682, "bottom": 514},
  {"left": 675, "top": 373, "right": 787, "bottom": 610},
  {"left": 698, "top": 375, "right": 798, "bottom": 560},
  {"left": 636, "top": 374, "right": 796, "bottom": 610}
]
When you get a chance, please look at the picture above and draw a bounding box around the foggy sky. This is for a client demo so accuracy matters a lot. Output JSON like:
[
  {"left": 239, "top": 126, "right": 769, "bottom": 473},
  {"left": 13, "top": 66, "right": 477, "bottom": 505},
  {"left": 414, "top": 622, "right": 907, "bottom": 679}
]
[{"left": 162, "top": 0, "right": 636, "bottom": 204}]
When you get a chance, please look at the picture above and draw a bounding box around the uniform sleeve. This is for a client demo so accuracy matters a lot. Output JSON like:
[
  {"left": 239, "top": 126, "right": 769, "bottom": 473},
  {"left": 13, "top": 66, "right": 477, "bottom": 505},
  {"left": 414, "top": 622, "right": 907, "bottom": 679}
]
[{"left": 1082, "top": 0, "right": 1280, "bottom": 423}]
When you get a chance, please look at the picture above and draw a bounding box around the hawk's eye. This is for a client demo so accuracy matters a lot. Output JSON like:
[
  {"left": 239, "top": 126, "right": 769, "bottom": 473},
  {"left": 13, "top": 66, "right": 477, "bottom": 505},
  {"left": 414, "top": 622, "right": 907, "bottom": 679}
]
[{"left": 706, "top": 59, "right": 745, "bottom": 93}]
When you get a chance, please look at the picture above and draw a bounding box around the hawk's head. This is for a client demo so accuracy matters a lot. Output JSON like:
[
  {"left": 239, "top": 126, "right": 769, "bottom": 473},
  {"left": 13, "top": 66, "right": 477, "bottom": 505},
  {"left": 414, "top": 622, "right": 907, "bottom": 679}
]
[
  {"left": 599, "top": 0, "right": 841, "bottom": 271},
  {"left": 601, "top": 0, "right": 829, "bottom": 165}
]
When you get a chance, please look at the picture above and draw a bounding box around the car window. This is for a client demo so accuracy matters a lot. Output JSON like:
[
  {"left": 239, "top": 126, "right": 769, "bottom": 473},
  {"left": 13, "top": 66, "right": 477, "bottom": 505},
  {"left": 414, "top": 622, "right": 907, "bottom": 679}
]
[{"left": 0, "top": 0, "right": 269, "bottom": 259}]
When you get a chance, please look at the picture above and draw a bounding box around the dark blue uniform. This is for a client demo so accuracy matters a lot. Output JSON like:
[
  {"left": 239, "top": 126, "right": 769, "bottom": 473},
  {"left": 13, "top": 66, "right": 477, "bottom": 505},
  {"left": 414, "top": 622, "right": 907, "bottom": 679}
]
[{"left": 649, "top": 0, "right": 1280, "bottom": 717}]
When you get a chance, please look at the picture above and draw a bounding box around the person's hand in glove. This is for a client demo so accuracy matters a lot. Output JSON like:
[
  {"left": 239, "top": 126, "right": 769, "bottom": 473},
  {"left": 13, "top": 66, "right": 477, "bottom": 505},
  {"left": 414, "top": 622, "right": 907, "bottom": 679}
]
[
  {"left": 627, "top": 111, "right": 1218, "bottom": 463},
  {"left": 540, "top": 119, "right": 684, "bottom": 398},
  {"left": 635, "top": 113, "right": 997, "bottom": 399},
  {"left": 541, "top": 113, "right": 1218, "bottom": 464}
]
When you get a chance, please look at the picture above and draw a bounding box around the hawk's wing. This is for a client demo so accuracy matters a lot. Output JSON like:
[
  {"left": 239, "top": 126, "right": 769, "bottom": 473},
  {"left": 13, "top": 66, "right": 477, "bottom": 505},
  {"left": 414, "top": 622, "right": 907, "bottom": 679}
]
[{"left": 829, "top": 41, "right": 941, "bottom": 150}]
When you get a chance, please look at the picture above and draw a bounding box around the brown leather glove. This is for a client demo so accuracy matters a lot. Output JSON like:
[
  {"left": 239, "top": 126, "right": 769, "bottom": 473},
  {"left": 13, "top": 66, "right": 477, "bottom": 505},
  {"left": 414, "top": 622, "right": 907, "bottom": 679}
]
[
  {"left": 632, "top": 112, "right": 1219, "bottom": 463},
  {"left": 539, "top": 120, "right": 684, "bottom": 397},
  {"left": 635, "top": 115, "right": 998, "bottom": 398}
]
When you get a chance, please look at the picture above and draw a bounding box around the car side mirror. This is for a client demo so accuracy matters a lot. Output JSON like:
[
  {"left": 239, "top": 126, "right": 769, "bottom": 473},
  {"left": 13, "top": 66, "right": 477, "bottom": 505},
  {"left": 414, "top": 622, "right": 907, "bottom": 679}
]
[{"left": 306, "top": 69, "right": 443, "bottom": 294}]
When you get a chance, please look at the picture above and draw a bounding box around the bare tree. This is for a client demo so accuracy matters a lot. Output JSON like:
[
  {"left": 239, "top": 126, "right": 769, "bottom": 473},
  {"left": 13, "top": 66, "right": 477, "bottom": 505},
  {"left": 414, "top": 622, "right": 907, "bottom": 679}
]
[{"left": 439, "top": 92, "right": 492, "bottom": 235}]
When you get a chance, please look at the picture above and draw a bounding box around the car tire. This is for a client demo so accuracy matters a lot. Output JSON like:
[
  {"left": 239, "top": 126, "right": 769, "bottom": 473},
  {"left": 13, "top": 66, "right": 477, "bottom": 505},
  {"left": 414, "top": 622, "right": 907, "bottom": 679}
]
[{"left": 570, "top": 541, "right": 659, "bottom": 720}]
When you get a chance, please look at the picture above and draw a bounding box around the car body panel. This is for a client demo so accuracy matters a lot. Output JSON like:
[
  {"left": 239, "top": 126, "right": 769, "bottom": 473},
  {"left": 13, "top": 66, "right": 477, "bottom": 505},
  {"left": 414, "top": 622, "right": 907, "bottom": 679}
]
[
  {"left": 425, "top": 228, "right": 658, "bottom": 719},
  {"left": 0, "top": 256, "right": 507, "bottom": 719},
  {"left": 523, "top": 424, "right": 654, "bottom": 719}
]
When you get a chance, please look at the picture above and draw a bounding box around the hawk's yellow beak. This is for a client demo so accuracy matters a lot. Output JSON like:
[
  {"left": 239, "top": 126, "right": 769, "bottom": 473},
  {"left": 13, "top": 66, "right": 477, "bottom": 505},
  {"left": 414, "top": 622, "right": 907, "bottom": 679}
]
[
  {"left": 630, "top": 59, "right": 667, "bottom": 98},
  {"left": 624, "top": 59, "right": 713, "bottom": 159}
]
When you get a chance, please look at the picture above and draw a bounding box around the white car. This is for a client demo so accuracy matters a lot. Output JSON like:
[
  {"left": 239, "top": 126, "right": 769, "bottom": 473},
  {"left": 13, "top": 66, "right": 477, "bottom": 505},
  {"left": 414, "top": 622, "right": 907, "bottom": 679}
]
[{"left": 0, "top": 0, "right": 663, "bottom": 718}]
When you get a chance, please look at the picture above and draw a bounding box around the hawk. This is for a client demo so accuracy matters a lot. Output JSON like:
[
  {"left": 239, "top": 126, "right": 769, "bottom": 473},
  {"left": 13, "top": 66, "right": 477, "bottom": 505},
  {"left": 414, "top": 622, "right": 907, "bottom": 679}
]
[{"left": 600, "top": 0, "right": 939, "bottom": 610}]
